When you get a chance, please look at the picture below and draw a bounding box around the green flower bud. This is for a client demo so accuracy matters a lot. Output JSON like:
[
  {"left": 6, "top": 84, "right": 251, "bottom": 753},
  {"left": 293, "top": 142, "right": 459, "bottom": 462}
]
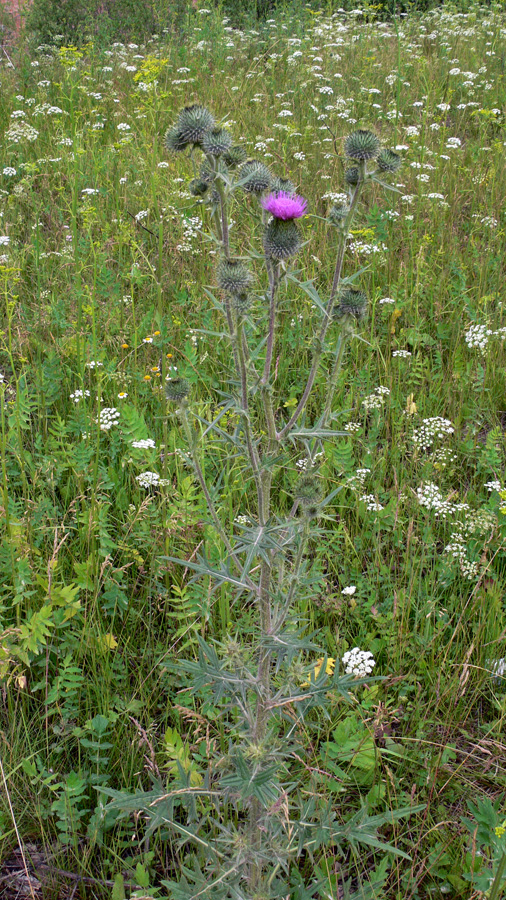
[
  {"left": 202, "top": 127, "right": 233, "bottom": 157},
  {"left": 223, "top": 144, "right": 248, "bottom": 168},
  {"left": 333, "top": 288, "right": 368, "bottom": 324},
  {"left": 377, "top": 148, "right": 402, "bottom": 173},
  {"left": 164, "top": 125, "right": 189, "bottom": 154},
  {"left": 270, "top": 175, "right": 296, "bottom": 195},
  {"left": 217, "top": 259, "right": 253, "bottom": 294},
  {"left": 295, "top": 474, "right": 321, "bottom": 506},
  {"left": 165, "top": 377, "right": 190, "bottom": 403},
  {"left": 189, "top": 178, "right": 210, "bottom": 197},
  {"left": 175, "top": 104, "right": 215, "bottom": 145},
  {"left": 239, "top": 159, "right": 272, "bottom": 194},
  {"left": 328, "top": 203, "right": 350, "bottom": 225},
  {"left": 231, "top": 291, "right": 251, "bottom": 316},
  {"left": 263, "top": 219, "right": 302, "bottom": 260},
  {"left": 344, "top": 167, "right": 360, "bottom": 186},
  {"left": 345, "top": 129, "right": 380, "bottom": 161}
]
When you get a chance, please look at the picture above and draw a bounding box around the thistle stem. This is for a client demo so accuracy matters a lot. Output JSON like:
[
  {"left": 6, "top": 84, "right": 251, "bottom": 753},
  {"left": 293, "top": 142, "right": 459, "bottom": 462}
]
[
  {"left": 261, "top": 261, "right": 280, "bottom": 386},
  {"left": 277, "top": 165, "right": 365, "bottom": 440}
]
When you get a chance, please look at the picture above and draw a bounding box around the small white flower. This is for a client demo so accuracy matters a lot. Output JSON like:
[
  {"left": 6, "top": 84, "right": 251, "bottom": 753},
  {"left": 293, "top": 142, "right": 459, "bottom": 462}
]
[
  {"left": 341, "top": 585, "right": 356, "bottom": 596},
  {"left": 0, "top": 236, "right": 10, "bottom": 246},
  {"left": 70, "top": 389, "right": 90, "bottom": 403}
]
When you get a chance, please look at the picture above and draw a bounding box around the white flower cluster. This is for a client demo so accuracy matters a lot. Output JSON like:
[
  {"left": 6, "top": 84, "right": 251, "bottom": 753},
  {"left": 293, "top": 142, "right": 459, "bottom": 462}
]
[
  {"left": 432, "top": 447, "right": 458, "bottom": 469},
  {"left": 86, "top": 360, "right": 103, "bottom": 369},
  {"left": 342, "top": 647, "right": 376, "bottom": 677},
  {"left": 484, "top": 480, "right": 502, "bottom": 492},
  {"left": 341, "top": 585, "right": 356, "bottom": 596},
  {"left": 99, "top": 407, "right": 120, "bottom": 431},
  {"left": 362, "top": 385, "right": 390, "bottom": 411},
  {"left": 392, "top": 349, "right": 412, "bottom": 358},
  {"left": 347, "top": 467, "right": 370, "bottom": 491},
  {"left": 344, "top": 422, "right": 361, "bottom": 433},
  {"left": 444, "top": 532, "right": 480, "bottom": 581},
  {"left": 465, "top": 323, "right": 493, "bottom": 352},
  {"left": 379, "top": 297, "right": 396, "bottom": 305},
  {"left": 136, "top": 471, "right": 160, "bottom": 488},
  {"left": 5, "top": 121, "right": 39, "bottom": 143},
  {"left": 412, "top": 417, "right": 455, "bottom": 450},
  {"left": 131, "top": 439, "right": 156, "bottom": 449},
  {"left": 296, "top": 451, "right": 324, "bottom": 472},
  {"left": 70, "top": 389, "right": 90, "bottom": 403},
  {"left": 359, "top": 494, "right": 384, "bottom": 512}
]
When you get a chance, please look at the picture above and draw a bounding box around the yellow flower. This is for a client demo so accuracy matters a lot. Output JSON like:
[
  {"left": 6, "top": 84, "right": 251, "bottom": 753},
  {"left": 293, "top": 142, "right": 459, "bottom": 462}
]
[
  {"left": 153, "top": 330, "right": 161, "bottom": 336},
  {"left": 495, "top": 824, "right": 506, "bottom": 838},
  {"left": 302, "top": 657, "right": 335, "bottom": 687},
  {"left": 144, "top": 375, "right": 151, "bottom": 381},
  {"left": 121, "top": 343, "right": 129, "bottom": 349}
]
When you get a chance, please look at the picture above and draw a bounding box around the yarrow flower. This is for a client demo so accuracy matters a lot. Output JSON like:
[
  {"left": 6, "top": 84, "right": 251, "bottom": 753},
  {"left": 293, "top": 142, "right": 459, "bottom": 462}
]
[
  {"left": 261, "top": 191, "right": 307, "bottom": 220},
  {"left": 131, "top": 439, "right": 156, "bottom": 449},
  {"left": 342, "top": 647, "right": 376, "bottom": 677}
]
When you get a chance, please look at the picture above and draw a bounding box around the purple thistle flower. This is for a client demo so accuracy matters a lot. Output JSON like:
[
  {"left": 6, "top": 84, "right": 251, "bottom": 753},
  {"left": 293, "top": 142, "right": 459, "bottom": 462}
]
[{"left": 261, "top": 191, "right": 307, "bottom": 221}]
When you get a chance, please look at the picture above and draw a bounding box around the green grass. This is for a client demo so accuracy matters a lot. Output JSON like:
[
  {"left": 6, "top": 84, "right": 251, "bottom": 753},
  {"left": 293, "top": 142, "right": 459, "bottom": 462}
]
[{"left": 0, "top": 3, "right": 506, "bottom": 898}]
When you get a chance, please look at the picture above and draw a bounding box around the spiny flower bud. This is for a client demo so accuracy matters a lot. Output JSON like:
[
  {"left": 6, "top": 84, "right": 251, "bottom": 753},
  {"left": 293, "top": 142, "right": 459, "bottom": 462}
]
[
  {"left": 328, "top": 203, "right": 350, "bottom": 225},
  {"left": 377, "top": 148, "right": 402, "bottom": 173},
  {"left": 333, "top": 288, "right": 368, "bottom": 323},
  {"left": 295, "top": 474, "right": 321, "bottom": 506},
  {"left": 344, "top": 167, "right": 360, "bottom": 186},
  {"left": 223, "top": 144, "right": 248, "bottom": 168},
  {"left": 175, "top": 104, "right": 215, "bottom": 145},
  {"left": 164, "top": 125, "right": 189, "bottom": 154},
  {"left": 345, "top": 129, "right": 380, "bottom": 161},
  {"left": 202, "top": 127, "right": 233, "bottom": 157},
  {"left": 199, "top": 161, "right": 216, "bottom": 184},
  {"left": 189, "top": 178, "right": 209, "bottom": 197},
  {"left": 165, "top": 377, "right": 190, "bottom": 403},
  {"left": 270, "top": 175, "right": 296, "bottom": 195},
  {"left": 263, "top": 219, "right": 302, "bottom": 260},
  {"left": 239, "top": 159, "right": 272, "bottom": 194},
  {"left": 216, "top": 258, "right": 253, "bottom": 294},
  {"left": 231, "top": 291, "right": 251, "bottom": 317}
]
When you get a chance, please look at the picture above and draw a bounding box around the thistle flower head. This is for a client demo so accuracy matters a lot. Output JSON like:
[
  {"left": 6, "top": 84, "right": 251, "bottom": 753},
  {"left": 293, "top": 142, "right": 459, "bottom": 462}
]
[
  {"left": 202, "top": 127, "right": 233, "bottom": 157},
  {"left": 175, "top": 104, "right": 215, "bottom": 145},
  {"left": 239, "top": 159, "right": 272, "bottom": 194},
  {"left": 328, "top": 203, "right": 350, "bottom": 225},
  {"left": 164, "top": 125, "right": 189, "bottom": 153},
  {"left": 261, "top": 191, "right": 307, "bottom": 221},
  {"left": 377, "top": 148, "right": 402, "bottom": 173},
  {"left": 165, "top": 377, "right": 190, "bottom": 403},
  {"left": 270, "top": 175, "right": 296, "bottom": 195},
  {"left": 216, "top": 258, "right": 253, "bottom": 294},
  {"left": 223, "top": 144, "right": 248, "bottom": 168},
  {"left": 333, "top": 288, "right": 368, "bottom": 324},
  {"left": 345, "top": 129, "right": 380, "bottom": 161},
  {"left": 263, "top": 219, "right": 302, "bottom": 260},
  {"left": 189, "top": 178, "right": 209, "bottom": 197},
  {"left": 344, "top": 167, "right": 360, "bottom": 186}
]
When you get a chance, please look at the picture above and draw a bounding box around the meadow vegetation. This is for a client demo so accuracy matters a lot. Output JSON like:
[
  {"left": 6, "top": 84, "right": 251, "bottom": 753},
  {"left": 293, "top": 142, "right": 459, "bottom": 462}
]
[{"left": 0, "top": 2, "right": 506, "bottom": 897}]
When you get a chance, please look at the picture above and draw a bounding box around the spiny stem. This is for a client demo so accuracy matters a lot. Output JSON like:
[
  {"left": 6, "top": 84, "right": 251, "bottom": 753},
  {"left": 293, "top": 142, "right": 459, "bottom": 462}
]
[
  {"left": 261, "top": 261, "right": 280, "bottom": 386},
  {"left": 277, "top": 165, "right": 365, "bottom": 440}
]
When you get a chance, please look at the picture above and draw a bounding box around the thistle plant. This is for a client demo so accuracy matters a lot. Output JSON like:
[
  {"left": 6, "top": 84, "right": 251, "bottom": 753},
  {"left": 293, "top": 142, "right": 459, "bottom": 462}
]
[{"left": 104, "top": 109, "right": 419, "bottom": 899}]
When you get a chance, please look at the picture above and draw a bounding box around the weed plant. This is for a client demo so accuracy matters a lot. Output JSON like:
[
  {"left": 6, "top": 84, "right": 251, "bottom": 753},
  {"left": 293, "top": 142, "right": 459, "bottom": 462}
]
[{"left": 0, "top": 2, "right": 505, "bottom": 898}]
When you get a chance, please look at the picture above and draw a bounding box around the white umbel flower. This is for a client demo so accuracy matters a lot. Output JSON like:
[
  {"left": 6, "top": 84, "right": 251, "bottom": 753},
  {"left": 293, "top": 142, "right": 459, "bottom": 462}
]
[{"left": 342, "top": 647, "right": 376, "bottom": 677}]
